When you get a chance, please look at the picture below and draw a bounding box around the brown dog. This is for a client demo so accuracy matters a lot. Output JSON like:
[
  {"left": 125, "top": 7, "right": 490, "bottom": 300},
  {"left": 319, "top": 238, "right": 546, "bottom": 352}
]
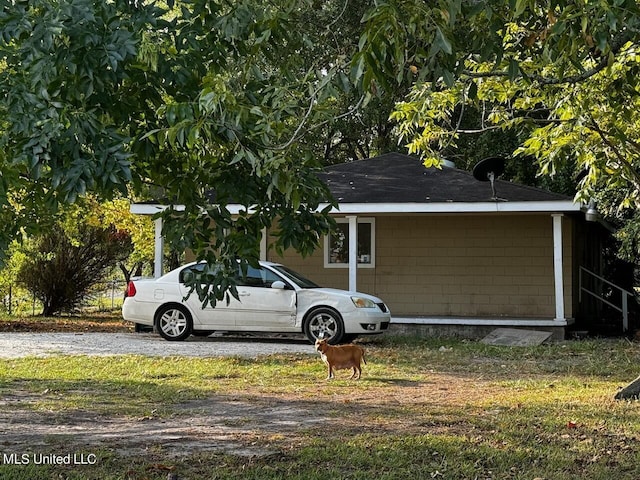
[{"left": 315, "top": 339, "right": 366, "bottom": 380}]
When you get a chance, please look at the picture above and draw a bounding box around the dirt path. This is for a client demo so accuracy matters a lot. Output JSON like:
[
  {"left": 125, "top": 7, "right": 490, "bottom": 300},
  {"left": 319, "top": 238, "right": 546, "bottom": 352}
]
[
  {"left": 0, "top": 332, "right": 323, "bottom": 460},
  {"left": 0, "top": 394, "right": 328, "bottom": 458}
]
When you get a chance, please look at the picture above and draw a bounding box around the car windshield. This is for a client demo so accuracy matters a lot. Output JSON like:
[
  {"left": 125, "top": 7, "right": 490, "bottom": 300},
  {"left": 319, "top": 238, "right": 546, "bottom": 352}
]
[{"left": 271, "top": 265, "right": 320, "bottom": 289}]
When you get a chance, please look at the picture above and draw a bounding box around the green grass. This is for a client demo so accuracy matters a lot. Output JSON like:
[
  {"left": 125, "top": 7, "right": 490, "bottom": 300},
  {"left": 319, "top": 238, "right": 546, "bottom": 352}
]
[{"left": 1, "top": 336, "right": 640, "bottom": 479}]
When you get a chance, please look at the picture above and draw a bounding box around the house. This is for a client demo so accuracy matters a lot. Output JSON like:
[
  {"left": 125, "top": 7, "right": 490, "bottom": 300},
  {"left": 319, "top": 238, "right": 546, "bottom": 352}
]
[{"left": 131, "top": 153, "right": 625, "bottom": 340}]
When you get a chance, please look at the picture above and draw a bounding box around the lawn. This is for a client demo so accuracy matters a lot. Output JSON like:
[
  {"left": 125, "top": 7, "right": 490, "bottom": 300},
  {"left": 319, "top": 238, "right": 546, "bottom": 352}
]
[{"left": 0, "top": 322, "right": 639, "bottom": 479}]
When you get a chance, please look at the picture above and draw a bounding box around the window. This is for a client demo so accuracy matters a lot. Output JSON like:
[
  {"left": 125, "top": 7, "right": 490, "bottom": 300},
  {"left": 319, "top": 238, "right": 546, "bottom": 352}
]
[
  {"left": 179, "top": 262, "right": 209, "bottom": 284},
  {"left": 179, "top": 263, "right": 284, "bottom": 288},
  {"left": 237, "top": 265, "right": 283, "bottom": 288},
  {"left": 324, "top": 218, "right": 375, "bottom": 268}
]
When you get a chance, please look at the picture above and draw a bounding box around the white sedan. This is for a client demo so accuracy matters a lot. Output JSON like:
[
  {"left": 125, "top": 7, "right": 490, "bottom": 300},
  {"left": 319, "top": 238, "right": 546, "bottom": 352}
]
[{"left": 122, "top": 261, "right": 391, "bottom": 344}]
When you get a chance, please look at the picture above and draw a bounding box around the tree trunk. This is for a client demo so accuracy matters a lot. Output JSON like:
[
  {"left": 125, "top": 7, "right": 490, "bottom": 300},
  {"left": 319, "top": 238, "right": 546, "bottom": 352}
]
[
  {"left": 119, "top": 262, "right": 143, "bottom": 284},
  {"left": 615, "top": 375, "right": 640, "bottom": 400}
]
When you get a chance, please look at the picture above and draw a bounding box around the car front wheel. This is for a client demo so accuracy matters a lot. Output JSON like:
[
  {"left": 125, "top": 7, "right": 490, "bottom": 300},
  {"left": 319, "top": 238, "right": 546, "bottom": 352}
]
[
  {"left": 304, "top": 307, "right": 345, "bottom": 344},
  {"left": 156, "top": 305, "right": 193, "bottom": 341}
]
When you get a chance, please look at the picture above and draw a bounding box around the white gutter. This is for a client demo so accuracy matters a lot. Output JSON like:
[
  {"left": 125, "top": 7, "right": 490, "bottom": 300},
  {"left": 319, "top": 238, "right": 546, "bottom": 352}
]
[
  {"left": 318, "top": 200, "right": 581, "bottom": 214},
  {"left": 131, "top": 200, "right": 581, "bottom": 216},
  {"left": 130, "top": 204, "right": 184, "bottom": 215}
]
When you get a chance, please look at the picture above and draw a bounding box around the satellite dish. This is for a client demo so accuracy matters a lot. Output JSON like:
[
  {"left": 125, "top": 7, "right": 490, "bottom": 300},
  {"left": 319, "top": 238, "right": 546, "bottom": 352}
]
[{"left": 472, "top": 157, "right": 506, "bottom": 201}]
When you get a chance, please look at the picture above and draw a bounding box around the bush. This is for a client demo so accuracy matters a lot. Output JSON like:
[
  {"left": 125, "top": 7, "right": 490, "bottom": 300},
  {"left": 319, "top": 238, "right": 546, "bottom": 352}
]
[{"left": 17, "top": 225, "right": 131, "bottom": 316}]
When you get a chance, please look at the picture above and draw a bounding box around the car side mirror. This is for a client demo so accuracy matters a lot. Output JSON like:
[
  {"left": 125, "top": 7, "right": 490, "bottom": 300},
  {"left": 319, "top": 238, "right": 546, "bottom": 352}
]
[{"left": 271, "top": 281, "right": 286, "bottom": 290}]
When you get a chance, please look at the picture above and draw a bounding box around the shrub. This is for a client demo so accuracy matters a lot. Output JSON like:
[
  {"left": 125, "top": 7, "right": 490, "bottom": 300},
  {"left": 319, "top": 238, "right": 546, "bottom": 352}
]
[{"left": 17, "top": 225, "right": 131, "bottom": 316}]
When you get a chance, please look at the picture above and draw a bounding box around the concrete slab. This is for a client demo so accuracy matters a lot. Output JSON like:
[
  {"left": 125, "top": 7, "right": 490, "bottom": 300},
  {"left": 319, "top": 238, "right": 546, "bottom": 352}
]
[{"left": 480, "top": 328, "right": 553, "bottom": 347}]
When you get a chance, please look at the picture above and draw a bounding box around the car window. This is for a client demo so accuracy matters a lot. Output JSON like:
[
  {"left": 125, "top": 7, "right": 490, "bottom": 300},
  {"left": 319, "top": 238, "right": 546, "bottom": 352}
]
[
  {"left": 271, "top": 265, "right": 320, "bottom": 288},
  {"left": 237, "top": 265, "right": 284, "bottom": 288},
  {"left": 178, "top": 263, "right": 207, "bottom": 284},
  {"left": 179, "top": 263, "right": 287, "bottom": 288}
]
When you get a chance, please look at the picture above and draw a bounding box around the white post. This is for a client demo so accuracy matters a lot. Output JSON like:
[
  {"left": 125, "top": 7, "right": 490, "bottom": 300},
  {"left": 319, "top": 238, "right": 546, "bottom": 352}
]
[
  {"left": 347, "top": 215, "right": 358, "bottom": 292},
  {"left": 154, "top": 217, "right": 164, "bottom": 278},
  {"left": 260, "top": 228, "right": 268, "bottom": 261},
  {"left": 552, "top": 214, "right": 565, "bottom": 321}
]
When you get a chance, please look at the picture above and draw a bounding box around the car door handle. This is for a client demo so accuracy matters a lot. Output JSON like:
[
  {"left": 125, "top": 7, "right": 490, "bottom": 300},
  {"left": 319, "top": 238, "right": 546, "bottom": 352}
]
[{"left": 238, "top": 292, "right": 251, "bottom": 297}]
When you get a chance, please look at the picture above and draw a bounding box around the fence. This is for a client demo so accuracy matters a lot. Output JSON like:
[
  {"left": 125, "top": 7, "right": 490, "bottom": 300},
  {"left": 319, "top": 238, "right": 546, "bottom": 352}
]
[{"left": 1, "top": 280, "right": 128, "bottom": 316}]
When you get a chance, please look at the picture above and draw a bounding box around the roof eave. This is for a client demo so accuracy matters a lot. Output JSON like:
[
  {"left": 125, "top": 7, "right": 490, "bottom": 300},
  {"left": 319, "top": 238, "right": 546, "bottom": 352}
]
[
  {"left": 319, "top": 200, "right": 582, "bottom": 214},
  {"left": 131, "top": 200, "right": 581, "bottom": 216}
]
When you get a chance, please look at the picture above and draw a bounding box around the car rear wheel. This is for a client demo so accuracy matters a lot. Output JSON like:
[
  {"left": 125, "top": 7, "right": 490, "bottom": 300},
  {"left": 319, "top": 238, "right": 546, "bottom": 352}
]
[
  {"left": 156, "top": 305, "right": 193, "bottom": 341},
  {"left": 304, "top": 307, "right": 345, "bottom": 344}
]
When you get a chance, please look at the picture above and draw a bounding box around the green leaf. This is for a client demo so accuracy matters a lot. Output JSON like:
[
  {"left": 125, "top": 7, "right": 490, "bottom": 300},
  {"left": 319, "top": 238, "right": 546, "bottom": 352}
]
[
  {"left": 434, "top": 27, "right": 452, "bottom": 55},
  {"left": 442, "top": 69, "right": 454, "bottom": 87},
  {"left": 507, "top": 58, "right": 519, "bottom": 80}
]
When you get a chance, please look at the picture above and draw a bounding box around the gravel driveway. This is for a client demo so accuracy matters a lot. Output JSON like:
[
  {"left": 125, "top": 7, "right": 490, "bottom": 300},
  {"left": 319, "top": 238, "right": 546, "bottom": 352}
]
[{"left": 0, "top": 332, "right": 315, "bottom": 358}]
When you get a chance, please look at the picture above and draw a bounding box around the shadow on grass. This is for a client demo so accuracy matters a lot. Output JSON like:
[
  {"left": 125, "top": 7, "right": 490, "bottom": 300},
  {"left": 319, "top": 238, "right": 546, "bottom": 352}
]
[{"left": 2, "top": 371, "right": 640, "bottom": 480}]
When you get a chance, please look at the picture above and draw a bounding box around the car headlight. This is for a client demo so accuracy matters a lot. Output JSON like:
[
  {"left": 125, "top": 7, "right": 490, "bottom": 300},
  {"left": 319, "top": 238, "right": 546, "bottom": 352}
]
[{"left": 351, "top": 296, "right": 376, "bottom": 308}]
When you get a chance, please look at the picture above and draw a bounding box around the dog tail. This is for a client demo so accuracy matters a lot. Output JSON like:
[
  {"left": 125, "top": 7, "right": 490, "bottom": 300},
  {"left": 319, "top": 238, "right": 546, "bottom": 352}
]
[{"left": 362, "top": 348, "right": 367, "bottom": 366}]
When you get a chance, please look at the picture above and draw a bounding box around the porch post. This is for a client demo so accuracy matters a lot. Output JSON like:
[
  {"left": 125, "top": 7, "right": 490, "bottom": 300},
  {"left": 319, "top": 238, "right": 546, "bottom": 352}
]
[
  {"left": 154, "top": 217, "right": 164, "bottom": 278},
  {"left": 551, "top": 214, "right": 565, "bottom": 321},
  {"left": 346, "top": 215, "right": 358, "bottom": 292},
  {"left": 260, "top": 228, "right": 268, "bottom": 261}
]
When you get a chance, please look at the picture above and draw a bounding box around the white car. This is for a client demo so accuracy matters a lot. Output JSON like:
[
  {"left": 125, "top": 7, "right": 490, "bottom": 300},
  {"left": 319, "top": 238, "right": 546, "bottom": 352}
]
[{"left": 122, "top": 261, "right": 391, "bottom": 344}]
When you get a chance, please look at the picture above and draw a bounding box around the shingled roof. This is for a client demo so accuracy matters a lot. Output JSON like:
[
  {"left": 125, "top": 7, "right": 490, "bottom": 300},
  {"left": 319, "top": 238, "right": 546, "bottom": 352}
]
[
  {"left": 131, "top": 152, "right": 581, "bottom": 216},
  {"left": 319, "top": 152, "right": 572, "bottom": 205}
]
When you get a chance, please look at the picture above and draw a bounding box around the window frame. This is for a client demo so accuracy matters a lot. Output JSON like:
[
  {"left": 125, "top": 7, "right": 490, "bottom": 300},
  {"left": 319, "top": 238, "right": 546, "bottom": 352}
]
[{"left": 323, "top": 217, "right": 376, "bottom": 269}]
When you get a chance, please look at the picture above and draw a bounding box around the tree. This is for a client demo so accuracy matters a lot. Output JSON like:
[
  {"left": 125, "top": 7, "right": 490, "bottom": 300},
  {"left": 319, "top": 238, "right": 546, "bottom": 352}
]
[
  {"left": 354, "top": 0, "right": 640, "bottom": 260},
  {"left": 17, "top": 222, "right": 131, "bottom": 316},
  {"left": 7, "top": 0, "right": 638, "bottom": 307},
  {"left": 93, "top": 198, "right": 155, "bottom": 282},
  {"left": 0, "top": 240, "right": 28, "bottom": 314},
  {"left": 293, "top": 1, "right": 408, "bottom": 164},
  {"left": 1, "top": 196, "right": 153, "bottom": 314},
  {"left": 1, "top": 0, "right": 343, "bottom": 306}
]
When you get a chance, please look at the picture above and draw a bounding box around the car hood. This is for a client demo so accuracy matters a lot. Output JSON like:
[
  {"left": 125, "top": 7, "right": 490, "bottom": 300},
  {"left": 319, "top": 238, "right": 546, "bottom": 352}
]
[{"left": 302, "top": 287, "right": 384, "bottom": 303}]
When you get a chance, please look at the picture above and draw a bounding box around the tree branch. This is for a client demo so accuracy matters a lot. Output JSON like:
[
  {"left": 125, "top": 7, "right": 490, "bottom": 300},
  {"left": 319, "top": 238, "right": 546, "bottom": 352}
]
[
  {"left": 586, "top": 115, "right": 640, "bottom": 191},
  {"left": 464, "top": 31, "right": 637, "bottom": 86},
  {"left": 270, "top": 93, "right": 367, "bottom": 151},
  {"left": 326, "top": 0, "right": 349, "bottom": 29}
]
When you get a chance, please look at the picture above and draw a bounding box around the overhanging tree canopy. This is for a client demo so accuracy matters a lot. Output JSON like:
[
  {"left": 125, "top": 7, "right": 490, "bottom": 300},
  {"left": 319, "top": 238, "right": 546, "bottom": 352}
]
[
  {"left": 354, "top": 0, "right": 640, "bottom": 259},
  {"left": 3, "top": 0, "right": 640, "bottom": 306},
  {"left": 0, "top": 0, "right": 350, "bottom": 304}
]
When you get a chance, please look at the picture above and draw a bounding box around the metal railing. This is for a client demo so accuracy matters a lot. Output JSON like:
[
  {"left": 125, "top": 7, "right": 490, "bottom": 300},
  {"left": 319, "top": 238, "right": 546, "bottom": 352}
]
[{"left": 579, "top": 266, "right": 635, "bottom": 332}]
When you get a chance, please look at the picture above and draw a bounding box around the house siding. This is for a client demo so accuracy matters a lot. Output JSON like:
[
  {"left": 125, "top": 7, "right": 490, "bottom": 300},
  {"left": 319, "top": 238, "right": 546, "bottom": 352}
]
[{"left": 269, "top": 214, "right": 573, "bottom": 319}]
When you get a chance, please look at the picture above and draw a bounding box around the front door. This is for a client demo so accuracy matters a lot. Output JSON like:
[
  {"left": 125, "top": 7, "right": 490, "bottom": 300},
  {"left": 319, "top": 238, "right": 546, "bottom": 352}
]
[
  {"left": 178, "top": 264, "right": 236, "bottom": 329},
  {"left": 232, "top": 265, "right": 297, "bottom": 329}
]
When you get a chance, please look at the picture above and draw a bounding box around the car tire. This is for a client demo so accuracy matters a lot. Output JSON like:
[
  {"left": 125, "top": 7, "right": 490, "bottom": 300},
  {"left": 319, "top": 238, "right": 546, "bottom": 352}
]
[
  {"left": 156, "top": 304, "right": 193, "bottom": 341},
  {"left": 303, "top": 307, "right": 345, "bottom": 345}
]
